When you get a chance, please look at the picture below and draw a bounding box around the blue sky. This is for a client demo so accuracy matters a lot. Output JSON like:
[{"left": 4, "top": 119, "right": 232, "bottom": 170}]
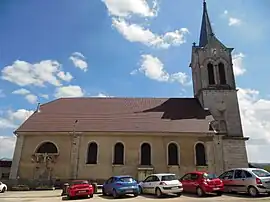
[{"left": 0, "top": 0, "right": 270, "bottom": 163}]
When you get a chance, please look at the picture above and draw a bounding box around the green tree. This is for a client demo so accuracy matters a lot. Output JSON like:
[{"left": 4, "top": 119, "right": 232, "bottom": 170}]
[{"left": 263, "top": 165, "right": 270, "bottom": 172}]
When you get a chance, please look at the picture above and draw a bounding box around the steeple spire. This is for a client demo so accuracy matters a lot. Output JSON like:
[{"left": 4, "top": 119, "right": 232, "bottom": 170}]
[{"left": 199, "top": 0, "right": 214, "bottom": 47}]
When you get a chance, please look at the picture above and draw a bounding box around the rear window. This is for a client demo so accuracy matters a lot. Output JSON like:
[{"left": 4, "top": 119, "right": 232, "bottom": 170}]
[
  {"left": 203, "top": 173, "right": 217, "bottom": 179},
  {"left": 161, "top": 175, "right": 177, "bottom": 181},
  {"left": 71, "top": 180, "right": 89, "bottom": 185},
  {"left": 118, "top": 177, "right": 134, "bottom": 182},
  {"left": 252, "top": 170, "right": 270, "bottom": 178}
]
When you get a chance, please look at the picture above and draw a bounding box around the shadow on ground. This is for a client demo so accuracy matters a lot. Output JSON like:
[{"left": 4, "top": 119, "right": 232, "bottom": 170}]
[
  {"left": 224, "top": 192, "right": 270, "bottom": 199},
  {"left": 98, "top": 194, "right": 137, "bottom": 200},
  {"left": 62, "top": 196, "right": 92, "bottom": 201}
]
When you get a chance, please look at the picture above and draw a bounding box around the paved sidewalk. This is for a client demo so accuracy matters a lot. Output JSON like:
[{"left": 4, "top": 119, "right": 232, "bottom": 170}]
[{"left": 0, "top": 191, "right": 270, "bottom": 202}]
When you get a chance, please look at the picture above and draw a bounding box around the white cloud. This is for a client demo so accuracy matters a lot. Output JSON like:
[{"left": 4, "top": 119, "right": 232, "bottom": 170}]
[
  {"left": 133, "top": 54, "right": 190, "bottom": 85},
  {"left": 112, "top": 18, "right": 189, "bottom": 49},
  {"left": 54, "top": 85, "right": 84, "bottom": 98},
  {"left": 229, "top": 17, "right": 242, "bottom": 26},
  {"left": 170, "top": 72, "right": 191, "bottom": 86},
  {"left": 0, "top": 109, "right": 34, "bottom": 157},
  {"left": 0, "top": 109, "right": 34, "bottom": 129},
  {"left": 57, "top": 71, "right": 73, "bottom": 82},
  {"left": 0, "top": 136, "right": 16, "bottom": 158},
  {"left": 12, "top": 88, "right": 38, "bottom": 104},
  {"left": 232, "top": 53, "right": 246, "bottom": 76},
  {"left": 139, "top": 54, "right": 169, "bottom": 81},
  {"left": 238, "top": 88, "right": 270, "bottom": 162},
  {"left": 40, "top": 94, "right": 49, "bottom": 99},
  {"left": 0, "top": 117, "right": 16, "bottom": 129},
  {"left": 1, "top": 60, "right": 71, "bottom": 87},
  {"left": 25, "top": 94, "right": 38, "bottom": 104},
  {"left": 69, "top": 52, "right": 88, "bottom": 72},
  {"left": 91, "top": 93, "right": 113, "bottom": 97},
  {"left": 102, "top": 0, "right": 158, "bottom": 17},
  {"left": 8, "top": 109, "right": 34, "bottom": 123},
  {"left": 12, "top": 88, "right": 30, "bottom": 95},
  {"left": 222, "top": 10, "right": 242, "bottom": 27}
]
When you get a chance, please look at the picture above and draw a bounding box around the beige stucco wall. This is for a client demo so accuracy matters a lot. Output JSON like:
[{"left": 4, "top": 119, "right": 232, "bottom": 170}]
[
  {"left": 17, "top": 132, "right": 213, "bottom": 180},
  {"left": 18, "top": 133, "right": 73, "bottom": 179}
]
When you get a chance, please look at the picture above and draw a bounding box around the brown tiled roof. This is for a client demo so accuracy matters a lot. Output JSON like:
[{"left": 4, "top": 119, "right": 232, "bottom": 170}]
[{"left": 15, "top": 97, "right": 214, "bottom": 134}]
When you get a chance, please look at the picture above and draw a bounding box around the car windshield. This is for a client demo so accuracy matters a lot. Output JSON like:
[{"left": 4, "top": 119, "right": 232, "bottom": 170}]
[
  {"left": 71, "top": 180, "right": 89, "bottom": 185},
  {"left": 252, "top": 170, "right": 270, "bottom": 177},
  {"left": 203, "top": 173, "right": 217, "bottom": 179},
  {"left": 161, "top": 175, "right": 177, "bottom": 181},
  {"left": 118, "top": 177, "right": 134, "bottom": 182}
]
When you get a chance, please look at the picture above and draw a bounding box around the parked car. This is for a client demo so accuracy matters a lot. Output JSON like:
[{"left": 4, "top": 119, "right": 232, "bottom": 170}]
[
  {"left": 0, "top": 181, "right": 7, "bottom": 193},
  {"left": 66, "top": 180, "right": 93, "bottom": 199},
  {"left": 138, "top": 173, "right": 183, "bottom": 198},
  {"left": 102, "top": 175, "right": 139, "bottom": 198},
  {"left": 180, "top": 172, "right": 224, "bottom": 197},
  {"left": 219, "top": 168, "right": 270, "bottom": 197}
]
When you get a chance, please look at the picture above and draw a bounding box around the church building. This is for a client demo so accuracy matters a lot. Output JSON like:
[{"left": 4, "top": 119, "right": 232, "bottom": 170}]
[{"left": 9, "top": 1, "right": 249, "bottom": 182}]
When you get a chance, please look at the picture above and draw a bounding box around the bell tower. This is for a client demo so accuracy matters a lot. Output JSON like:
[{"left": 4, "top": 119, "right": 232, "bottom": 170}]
[{"left": 190, "top": 1, "right": 248, "bottom": 171}]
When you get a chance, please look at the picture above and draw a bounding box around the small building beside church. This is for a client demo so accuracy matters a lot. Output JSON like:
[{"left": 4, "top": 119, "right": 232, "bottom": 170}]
[{"left": 9, "top": 1, "right": 249, "bottom": 182}]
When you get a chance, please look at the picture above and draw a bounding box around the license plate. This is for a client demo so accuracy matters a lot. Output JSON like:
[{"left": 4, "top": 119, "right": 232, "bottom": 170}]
[
  {"left": 213, "top": 188, "right": 220, "bottom": 190},
  {"left": 79, "top": 190, "right": 87, "bottom": 193},
  {"left": 172, "top": 187, "right": 179, "bottom": 189},
  {"left": 125, "top": 189, "right": 133, "bottom": 192}
]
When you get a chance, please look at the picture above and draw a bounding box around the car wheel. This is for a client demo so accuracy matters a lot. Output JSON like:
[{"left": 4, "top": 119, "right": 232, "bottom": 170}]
[
  {"left": 248, "top": 186, "right": 258, "bottom": 197},
  {"left": 138, "top": 186, "right": 143, "bottom": 195},
  {"left": 155, "top": 188, "right": 162, "bottom": 198},
  {"left": 176, "top": 193, "right": 182, "bottom": 197},
  {"left": 217, "top": 191, "right": 223, "bottom": 196},
  {"left": 1, "top": 187, "right": 6, "bottom": 193},
  {"left": 134, "top": 192, "right": 138, "bottom": 197},
  {"left": 112, "top": 189, "right": 118, "bottom": 199},
  {"left": 102, "top": 188, "right": 107, "bottom": 196},
  {"left": 89, "top": 194, "right": 93, "bottom": 198},
  {"left": 196, "top": 187, "right": 205, "bottom": 197}
]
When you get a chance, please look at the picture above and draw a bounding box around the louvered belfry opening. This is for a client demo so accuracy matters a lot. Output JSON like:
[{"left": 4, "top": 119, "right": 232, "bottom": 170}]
[
  {"left": 207, "top": 63, "right": 215, "bottom": 85},
  {"left": 218, "top": 63, "right": 226, "bottom": 84}
]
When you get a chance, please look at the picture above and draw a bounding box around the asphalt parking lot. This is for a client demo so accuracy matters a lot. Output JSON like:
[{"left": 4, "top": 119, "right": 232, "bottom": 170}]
[{"left": 0, "top": 190, "right": 270, "bottom": 202}]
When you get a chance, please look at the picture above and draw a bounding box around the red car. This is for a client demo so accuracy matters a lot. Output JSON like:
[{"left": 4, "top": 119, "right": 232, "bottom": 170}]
[
  {"left": 180, "top": 172, "right": 224, "bottom": 197},
  {"left": 67, "top": 180, "right": 94, "bottom": 199}
]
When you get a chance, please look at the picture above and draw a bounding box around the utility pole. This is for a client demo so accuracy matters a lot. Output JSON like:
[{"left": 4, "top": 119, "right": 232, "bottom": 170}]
[{"left": 71, "top": 120, "right": 78, "bottom": 179}]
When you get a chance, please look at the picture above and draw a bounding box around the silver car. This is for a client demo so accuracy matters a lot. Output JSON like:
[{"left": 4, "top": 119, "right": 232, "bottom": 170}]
[{"left": 219, "top": 168, "right": 270, "bottom": 197}]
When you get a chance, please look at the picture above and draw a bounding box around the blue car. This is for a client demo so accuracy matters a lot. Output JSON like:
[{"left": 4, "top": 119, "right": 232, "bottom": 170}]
[{"left": 102, "top": 175, "right": 139, "bottom": 198}]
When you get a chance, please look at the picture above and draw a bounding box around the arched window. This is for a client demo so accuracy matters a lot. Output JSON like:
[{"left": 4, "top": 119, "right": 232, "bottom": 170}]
[
  {"left": 87, "top": 142, "right": 98, "bottom": 164},
  {"left": 36, "top": 142, "right": 58, "bottom": 153},
  {"left": 218, "top": 63, "right": 226, "bottom": 84},
  {"left": 195, "top": 143, "right": 207, "bottom": 166},
  {"left": 207, "top": 63, "right": 215, "bottom": 85},
  {"left": 113, "top": 142, "right": 124, "bottom": 165},
  {"left": 168, "top": 143, "right": 179, "bottom": 165},
  {"left": 140, "top": 143, "right": 151, "bottom": 165}
]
